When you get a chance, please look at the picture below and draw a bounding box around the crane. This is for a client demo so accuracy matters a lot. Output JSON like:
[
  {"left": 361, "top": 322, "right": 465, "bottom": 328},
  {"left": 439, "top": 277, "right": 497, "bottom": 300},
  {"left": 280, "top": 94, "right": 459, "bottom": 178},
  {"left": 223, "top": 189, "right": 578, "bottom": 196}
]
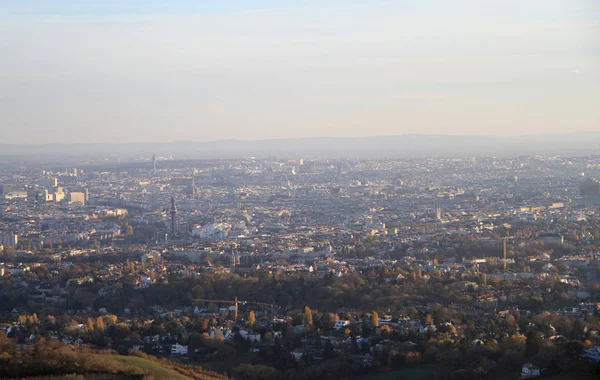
[{"left": 192, "top": 296, "right": 278, "bottom": 320}]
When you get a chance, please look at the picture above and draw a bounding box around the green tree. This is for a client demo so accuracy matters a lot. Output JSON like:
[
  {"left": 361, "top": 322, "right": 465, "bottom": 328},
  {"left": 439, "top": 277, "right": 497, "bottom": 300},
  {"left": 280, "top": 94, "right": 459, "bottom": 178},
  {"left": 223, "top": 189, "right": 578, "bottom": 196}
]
[
  {"left": 526, "top": 331, "right": 543, "bottom": 357},
  {"left": 207, "top": 303, "right": 218, "bottom": 313},
  {"left": 324, "top": 340, "right": 336, "bottom": 359},
  {"left": 233, "top": 363, "right": 278, "bottom": 380}
]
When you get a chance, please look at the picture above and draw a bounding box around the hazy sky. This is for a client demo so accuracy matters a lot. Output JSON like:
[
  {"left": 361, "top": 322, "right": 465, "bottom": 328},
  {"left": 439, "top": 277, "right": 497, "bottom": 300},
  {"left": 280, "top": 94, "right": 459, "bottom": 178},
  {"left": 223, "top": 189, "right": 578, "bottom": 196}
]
[{"left": 1, "top": 0, "right": 598, "bottom": 144}]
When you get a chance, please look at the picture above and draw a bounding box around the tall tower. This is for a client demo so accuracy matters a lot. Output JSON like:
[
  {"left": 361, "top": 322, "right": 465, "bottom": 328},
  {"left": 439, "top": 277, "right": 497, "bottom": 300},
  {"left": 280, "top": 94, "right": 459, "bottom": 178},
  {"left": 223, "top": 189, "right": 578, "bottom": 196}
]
[
  {"left": 192, "top": 170, "right": 198, "bottom": 196},
  {"left": 170, "top": 197, "right": 177, "bottom": 236},
  {"left": 152, "top": 154, "right": 157, "bottom": 176},
  {"left": 435, "top": 203, "right": 442, "bottom": 221},
  {"left": 503, "top": 238, "right": 507, "bottom": 272}
]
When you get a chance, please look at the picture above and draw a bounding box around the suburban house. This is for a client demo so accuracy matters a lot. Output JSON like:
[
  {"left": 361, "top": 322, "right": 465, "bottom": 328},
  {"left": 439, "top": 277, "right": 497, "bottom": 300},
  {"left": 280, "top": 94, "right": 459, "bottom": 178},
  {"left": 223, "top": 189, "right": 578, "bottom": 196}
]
[
  {"left": 171, "top": 343, "right": 188, "bottom": 356},
  {"left": 520, "top": 363, "right": 541, "bottom": 379},
  {"left": 582, "top": 346, "right": 600, "bottom": 362},
  {"left": 333, "top": 320, "right": 350, "bottom": 330}
]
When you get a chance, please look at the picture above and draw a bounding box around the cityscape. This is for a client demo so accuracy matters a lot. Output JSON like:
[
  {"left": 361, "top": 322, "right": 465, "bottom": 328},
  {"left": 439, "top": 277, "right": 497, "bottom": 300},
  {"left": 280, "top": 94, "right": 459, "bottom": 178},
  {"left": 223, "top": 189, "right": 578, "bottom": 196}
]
[
  {"left": 0, "top": 151, "right": 600, "bottom": 379},
  {"left": 1, "top": 0, "right": 599, "bottom": 379}
]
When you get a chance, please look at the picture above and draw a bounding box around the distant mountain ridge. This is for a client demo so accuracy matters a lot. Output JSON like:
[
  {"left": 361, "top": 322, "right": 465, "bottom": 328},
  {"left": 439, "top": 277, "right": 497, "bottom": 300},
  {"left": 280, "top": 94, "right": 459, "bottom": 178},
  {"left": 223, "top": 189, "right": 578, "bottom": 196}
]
[{"left": 1, "top": 132, "right": 600, "bottom": 160}]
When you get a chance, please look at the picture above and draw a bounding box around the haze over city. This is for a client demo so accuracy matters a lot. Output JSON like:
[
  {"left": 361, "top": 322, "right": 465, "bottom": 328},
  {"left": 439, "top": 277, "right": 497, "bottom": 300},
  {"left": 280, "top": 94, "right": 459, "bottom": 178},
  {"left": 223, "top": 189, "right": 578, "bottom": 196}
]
[
  {"left": 2, "top": 2, "right": 600, "bottom": 380},
  {"left": 1, "top": 0, "right": 599, "bottom": 144}
]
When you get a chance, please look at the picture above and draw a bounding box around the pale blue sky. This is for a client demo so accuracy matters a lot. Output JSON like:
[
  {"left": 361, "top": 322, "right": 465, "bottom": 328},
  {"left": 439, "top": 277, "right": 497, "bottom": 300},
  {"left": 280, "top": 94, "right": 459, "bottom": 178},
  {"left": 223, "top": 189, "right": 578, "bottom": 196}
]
[{"left": 0, "top": 0, "right": 598, "bottom": 143}]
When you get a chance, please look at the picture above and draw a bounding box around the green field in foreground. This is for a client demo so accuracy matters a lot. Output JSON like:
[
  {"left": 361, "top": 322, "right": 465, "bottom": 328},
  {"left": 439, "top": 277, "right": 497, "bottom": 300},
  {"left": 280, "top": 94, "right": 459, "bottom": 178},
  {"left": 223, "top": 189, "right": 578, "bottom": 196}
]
[
  {"left": 9, "top": 355, "right": 195, "bottom": 380},
  {"left": 109, "top": 355, "right": 193, "bottom": 380},
  {"left": 8, "top": 374, "right": 132, "bottom": 380}
]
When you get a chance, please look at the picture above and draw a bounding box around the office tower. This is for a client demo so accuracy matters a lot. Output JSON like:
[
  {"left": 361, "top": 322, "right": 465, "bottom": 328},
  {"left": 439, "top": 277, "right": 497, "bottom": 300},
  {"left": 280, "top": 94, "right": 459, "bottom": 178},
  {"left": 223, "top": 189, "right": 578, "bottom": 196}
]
[
  {"left": 299, "top": 161, "right": 315, "bottom": 174},
  {"left": 152, "top": 154, "right": 157, "bottom": 176},
  {"left": 39, "top": 178, "right": 58, "bottom": 189},
  {"left": 170, "top": 197, "right": 177, "bottom": 235},
  {"left": 187, "top": 170, "right": 199, "bottom": 196},
  {"left": 336, "top": 162, "right": 343, "bottom": 176},
  {"left": 67, "top": 191, "right": 86, "bottom": 205}
]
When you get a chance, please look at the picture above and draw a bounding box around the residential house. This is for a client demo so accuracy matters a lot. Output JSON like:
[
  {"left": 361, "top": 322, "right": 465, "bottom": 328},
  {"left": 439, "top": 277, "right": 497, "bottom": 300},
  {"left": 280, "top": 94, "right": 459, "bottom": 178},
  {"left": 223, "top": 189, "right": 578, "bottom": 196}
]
[
  {"left": 171, "top": 343, "right": 188, "bottom": 356},
  {"left": 581, "top": 346, "right": 600, "bottom": 362},
  {"left": 521, "top": 363, "right": 541, "bottom": 378},
  {"left": 333, "top": 320, "right": 350, "bottom": 330}
]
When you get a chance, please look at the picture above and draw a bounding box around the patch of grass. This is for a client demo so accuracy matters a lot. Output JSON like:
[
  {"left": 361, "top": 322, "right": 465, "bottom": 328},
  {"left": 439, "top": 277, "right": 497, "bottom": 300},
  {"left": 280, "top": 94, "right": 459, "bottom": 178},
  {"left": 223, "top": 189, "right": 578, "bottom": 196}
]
[
  {"left": 7, "top": 375, "right": 133, "bottom": 380},
  {"left": 109, "top": 355, "right": 192, "bottom": 380}
]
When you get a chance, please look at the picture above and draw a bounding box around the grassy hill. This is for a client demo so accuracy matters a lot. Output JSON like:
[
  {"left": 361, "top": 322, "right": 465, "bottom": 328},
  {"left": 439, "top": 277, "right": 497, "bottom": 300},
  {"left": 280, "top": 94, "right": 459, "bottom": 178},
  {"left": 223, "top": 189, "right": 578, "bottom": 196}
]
[
  {"left": 110, "top": 355, "right": 194, "bottom": 379},
  {"left": 12, "top": 375, "right": 132, "bottom": 380},
  {"left": 0, "top": 343, "right": 226, "bottom": 380}
]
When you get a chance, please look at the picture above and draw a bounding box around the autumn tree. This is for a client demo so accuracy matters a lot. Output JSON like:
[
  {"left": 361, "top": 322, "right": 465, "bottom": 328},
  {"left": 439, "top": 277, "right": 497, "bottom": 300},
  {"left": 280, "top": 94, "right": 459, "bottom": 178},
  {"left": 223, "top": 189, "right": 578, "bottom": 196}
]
[
  {"left": 85, "top": 318, "right": 94, "bottom": 332},
  {"left": 425, "top": 314, "right": 434, "bottom": 325},
  {"left": 214, "top": 329, "right": 225, "bottom": 342},
  {"left": 504, "top": 314, "right": 517, "bottom": 330},
  {"left": 326, "top": 312, "right": 339, "bottom": 328},
  {"left": 96, "top": 316, "right": 105, "bottom": 331},
  {"left": 372, "top": 311, "right": 379, "bottom": 328},
  {"left": 304, "top": 306, "right": 313, "bottom": 326},
  {"left": 105, "top": 315, "right": 118, "bottom": 325},
  {"left": 248, "top": 311, "right": 256, "bottom": 328}
]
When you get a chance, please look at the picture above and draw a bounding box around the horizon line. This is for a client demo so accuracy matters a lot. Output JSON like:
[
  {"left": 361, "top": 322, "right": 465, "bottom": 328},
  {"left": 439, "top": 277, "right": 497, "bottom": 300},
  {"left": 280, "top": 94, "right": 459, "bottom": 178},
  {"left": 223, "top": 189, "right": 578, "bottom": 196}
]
[{"left": 1, "top": 131, "right": 597, "bottom": 146}]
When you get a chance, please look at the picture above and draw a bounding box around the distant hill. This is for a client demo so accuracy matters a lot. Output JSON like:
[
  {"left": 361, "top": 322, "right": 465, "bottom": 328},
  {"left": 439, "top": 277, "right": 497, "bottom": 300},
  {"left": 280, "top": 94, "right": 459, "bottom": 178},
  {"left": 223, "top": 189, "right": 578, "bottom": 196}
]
[{"left": 1, "top": 132, "right": 600, "bottom": 161}]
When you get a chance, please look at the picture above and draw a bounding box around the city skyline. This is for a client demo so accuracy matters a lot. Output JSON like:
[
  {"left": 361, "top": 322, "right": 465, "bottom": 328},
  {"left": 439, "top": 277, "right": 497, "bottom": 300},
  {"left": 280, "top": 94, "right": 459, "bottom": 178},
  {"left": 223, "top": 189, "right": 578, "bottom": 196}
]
[
  {"left": 2, "top": 2, "right": 600, "bottom": 379},
  {"left": 1, "top": 0, "right": 599, "bottom": 144}
]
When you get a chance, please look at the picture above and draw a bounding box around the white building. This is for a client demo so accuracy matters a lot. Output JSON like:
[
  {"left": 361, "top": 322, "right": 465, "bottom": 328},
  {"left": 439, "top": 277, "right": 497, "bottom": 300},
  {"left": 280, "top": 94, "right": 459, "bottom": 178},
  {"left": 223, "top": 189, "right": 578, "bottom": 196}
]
[
  {"left": 582, "top": 346, "right": 600, "bottom": 362},
  {"left": 191, "top": 222, "right": 231, "bottom": 240},
  {"left": 247, "top": 333, "right": 261, "bottom": 343},
  {"left": 333, "top": 320, "right": 350, "bottom": 330},
  {"left": 171, "top": 343, "right": 188, "bottom": 355},
  {"left": 67, "top": 191, "right": 86, "bottom": 205},
  {"left": 521, "top": 363, "right": 541, "bottom": 378}
]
